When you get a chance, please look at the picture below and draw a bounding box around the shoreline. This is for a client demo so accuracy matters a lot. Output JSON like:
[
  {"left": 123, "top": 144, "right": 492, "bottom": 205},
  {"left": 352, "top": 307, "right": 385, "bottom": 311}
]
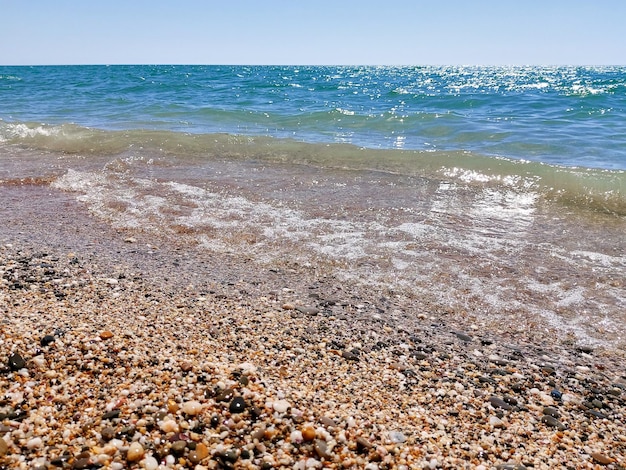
[{"left": 1, "top": 183, "right": 625, "bottom": 469}]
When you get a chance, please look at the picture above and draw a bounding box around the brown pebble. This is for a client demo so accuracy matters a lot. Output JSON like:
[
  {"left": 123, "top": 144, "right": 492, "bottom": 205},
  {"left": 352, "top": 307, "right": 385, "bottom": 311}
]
[
  {"left": 126, "top": 442, "right": 144, "bottom": 462},
  {"left": 282, "top": 303, "right": 295, "bottom": 310},
  {"left": 591, "top": 453, "right": 615, "bottom": 465},
  {"left": 302, "top": 425, "right": 316, "bottom": 442},
  {"left": 0, "top": 438, "right": 8, "bottom": 456},
  {"left": 314, "top": 439, "right": 332, "bottom": 459},
  {"left": 251, "top": 426, "right": 266, "bottom": 441},
  {"left": 180, "top": 361, "right": 194, "bottom": 372},
  {"left": 99, "top": 331, "right": 114, "bottom": 340},
  {"left": 215, "top": 387, "right": 235, "bottom": 402},
  {"left": 188, "top": 443, "right": 209, "bottom": 463},
  {"left": 72, "top": 458, "right": 92, "bottom": 469},
  {"left": 101, "top": 427, "right": 116, "bottom": 441},
  {"left": 320, "top": 416, "right": 337, "bottom": 428},
  {"left": 170, "top": 440, "right": 187, "bottom": 456},
  {"left": 356, "top": 437, "right": 372, "bottom": 453}
]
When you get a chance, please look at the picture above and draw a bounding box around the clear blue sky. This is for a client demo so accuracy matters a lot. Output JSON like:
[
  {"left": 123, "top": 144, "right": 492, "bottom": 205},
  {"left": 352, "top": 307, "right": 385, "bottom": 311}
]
[{"left": 1, "top": 0, "right": 624, "bottom": 65}]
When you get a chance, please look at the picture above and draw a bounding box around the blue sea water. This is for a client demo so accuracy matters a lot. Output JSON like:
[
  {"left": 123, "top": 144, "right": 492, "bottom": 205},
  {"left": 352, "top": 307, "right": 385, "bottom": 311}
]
[
  {"left": 1, "top": 65, "right": 626, "bottom": 170},
  {"left": 0, "top": 65, "right": 625, "bottom": 346}
]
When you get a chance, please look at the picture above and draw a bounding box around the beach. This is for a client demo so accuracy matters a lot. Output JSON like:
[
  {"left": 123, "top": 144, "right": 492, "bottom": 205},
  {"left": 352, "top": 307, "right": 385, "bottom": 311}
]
[
  {"left": 1, "top": 182, "right": 625, "bottom": 470},
  {"left": 1, "top": 65, "right": 625, "bottom": 469}
]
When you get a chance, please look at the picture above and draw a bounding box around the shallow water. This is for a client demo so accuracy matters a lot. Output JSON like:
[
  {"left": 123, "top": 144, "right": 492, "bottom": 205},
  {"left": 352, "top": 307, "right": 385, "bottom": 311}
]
[{"left": 1, "top": 65, "right": 624, "bottom": 350}]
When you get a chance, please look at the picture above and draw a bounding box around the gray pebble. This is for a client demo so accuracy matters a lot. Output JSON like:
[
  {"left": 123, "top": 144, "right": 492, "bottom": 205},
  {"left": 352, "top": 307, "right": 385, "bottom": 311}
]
[{"left": 541, "top": 415, "right": 567, "bottom": 430}]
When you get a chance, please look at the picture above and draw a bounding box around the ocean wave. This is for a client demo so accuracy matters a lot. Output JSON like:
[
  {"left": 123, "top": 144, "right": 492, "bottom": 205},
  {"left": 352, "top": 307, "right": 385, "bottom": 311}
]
[{"left": 2, "top": 121, "right": 624, "bottom": 216}]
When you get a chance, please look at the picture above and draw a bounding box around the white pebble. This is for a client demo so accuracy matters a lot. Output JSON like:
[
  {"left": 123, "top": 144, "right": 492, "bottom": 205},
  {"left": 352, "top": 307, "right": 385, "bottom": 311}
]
[
  {"left": 158, "top": 418, "right": 179, "bottom": 433},
  {"left": 305, "top": 458, "right": 322, "bottom": 468},
  {"left": 273, "top": 399, "right": 291, "bottom": 413},
  {"left": 290, "top": 430, "right": 303, "bottom": 444},
  {"left": 143, "top": 455, "right": 158, "bottom": 470},
  {"left": 182, "top": 400, "right": 203, "bottom": 416},
  {"left": 27, "top": 437, "right": 43, "bottom": 449},
  {"left": 388, "top": 431, "right": 406, "bottom": 443}
]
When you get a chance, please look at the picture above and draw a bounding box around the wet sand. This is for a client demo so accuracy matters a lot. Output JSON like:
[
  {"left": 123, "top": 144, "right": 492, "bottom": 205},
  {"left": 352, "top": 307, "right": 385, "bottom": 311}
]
[{"left": 1, "top": 184, "right": 625, "bottom": 469}]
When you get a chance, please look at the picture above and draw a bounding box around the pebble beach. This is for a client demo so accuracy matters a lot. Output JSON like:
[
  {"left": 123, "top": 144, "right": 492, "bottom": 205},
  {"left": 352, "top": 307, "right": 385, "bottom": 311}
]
[{"left": 0, "top": 184, "right": 625, "bottom": 470}]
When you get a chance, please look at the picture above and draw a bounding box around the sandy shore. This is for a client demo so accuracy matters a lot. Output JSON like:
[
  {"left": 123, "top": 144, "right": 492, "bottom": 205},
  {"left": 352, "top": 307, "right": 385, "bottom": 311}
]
[{"left": 1, "top": 184, "right": 625, "bottom": 469}]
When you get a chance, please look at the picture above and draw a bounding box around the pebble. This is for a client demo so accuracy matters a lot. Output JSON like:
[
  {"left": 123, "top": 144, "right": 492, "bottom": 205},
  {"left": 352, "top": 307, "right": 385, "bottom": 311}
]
[
  {"left": 101, "top": 427, "right": 116, "bottom": 441},
  {"left": 182, "top": 400, "right": 203, "bottom": 415},
  {"left": 296, "top": 306, "right": 319, "bottom": 316},
  {"left": 170, "top": 440, "right": 187, "bottom": 455},
  {"left": 314, "top": 439, "right": 332, "bottom": 459},
  {"left": 341, "top": 350, "right": 359, "bottom": 361},
  {"left": 541, "top": 415, "right": 567, "bottom": 430},
  {"left": 26, "top": 437, "right": 43, "bottom": 449},
  {"left": 489, "top": 396, "right": 513, "bottom": 411},
  {"left": 188, "top": 443, "right": 209, "bottom": 464},
  {"left": 99, "top": 330, "right": 114, "bottom": 340},
  {"left": 542, "top": 406, "right": 560, "bottom": 418},
  {"left": 215, "top": 387, "right": 235, "bottom": 402},
  {"left": 591, "top": 453, "right": 614, "bottom": 465},
  {"left": 40, "top": 334, "right": 55, "bottom": 346},
  {"left": 302, "top": 425, "right": 316, "bottom": 442},
  {"left": 229, "top": 396, "right": 246, "bottom": 413},
  {"left": 272, "top": 399, "right": 291, "bottom": 413},
  {"left": 72, "top": 457, "right": 92, "bottom": 469},
  {"left": 0, "top": 438, "right": 8, "bottom": 456},
  {"left": 455, "top": 332, "right": 472, "bottom": 342},
  {"left": 126, "top": 442, "right": 144, "bottom": 462},
  {"left": 388, "top": 431, "right": 406, "bottom": 443},
  {"left": 8, "top": 352, "right": 26, "bottom": 371},
  {"left": 144, "top": 456, "right": 159, "bottom": 470}
]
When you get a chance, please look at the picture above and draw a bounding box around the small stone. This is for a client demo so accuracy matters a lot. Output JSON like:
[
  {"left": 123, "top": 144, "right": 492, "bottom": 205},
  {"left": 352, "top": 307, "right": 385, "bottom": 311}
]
[
  {"left": 341, "top": 350, "right": 359, "bottom": 361},
  {"left": 543, "top": 407, "right": 560, "bottom": 418},
  {"left": 489, "top": 396, "right": 513, "bottom": 410},
  {"left": 314, "top": 439, "right": 332, "bottom": 459},
  {"left": 158, "top": 418, "right": 179, "bottom": 433},
  {"left": 296, "top": 306, "right": 319, "bottom": 316},
  {"left": 188, "top": 443, "right": 209, "bottom": 464},
  {"left": 591, "top": 453, "right": 615, "bottom": 465},
  {"left": 215, "top": 388, "right": 235, "bottom": 402},
  {"left": 489, "top": 416, "right": 504, "bottom": 427},
  {"left": 282, "top": 303, "right": 295, "bottom": 310},
  {"left": 388, "top": 431, "right": 406, "bottom": 443},
  {"left": 101, "top": 427, "right": 116, "bottom": 441},
  {"left": 223, "top": 449, "right": 239, "bottom": 463},
  {"left": 302, "top": 425, "right": 316, "bottom": 442},
  {"left": 272, "top": 399, "right": 290, "bottom": 413},
  {"left": 126, "top": 442, "right": 144, "bottom": 462},
  {"left": 26, "top": 437, "right": 43, "bottom": 449},
  {"left": 455, "top": 332, "right": 472, "bottom": 342},
  {"left": 180, "top": 361, "right": 194, "bottom": 372},
  {"left": 40, "top": 335, "right": 55, "bottom": 346},
  {"left": 144, "top": 456, "right": 159, "bottom": 470},
  {"left": 182, "top": 400, "right": 203, "bottom": 416},
  {"left": 102, "top": 409, "right": 120, "bottom": 420},
  {"left": 320, "top": 416, "right": 337, "bottom": 428},
  {"left": 170, "top": 440, "right": 187, "bottom": 456},
  {"left": 8, "top": 352, "right": 26, "bottom": 371},
  {"left": 72, "top": 458, "right": 93, "bottom": 469},
  {"left": 99, "top": 331, "right": 114, "bottom": 340},
  {"left": 550, "top": 389, "right": 563, "bottom": 400},
  {"left": 0, "top": 438, "right": 8, "bottom": 456},
  {"left": 356, "top": 437, "right": 373, "bottom": 453},
  {"left": 229, "top": 397, "right": 246, "bottom": 414},
  {"left": 541, "top": 415, "right": 567, "bottom": 430}
]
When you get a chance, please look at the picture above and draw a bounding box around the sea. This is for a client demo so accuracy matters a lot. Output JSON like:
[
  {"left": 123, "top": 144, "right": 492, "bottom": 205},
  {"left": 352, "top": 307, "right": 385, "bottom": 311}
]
[{"left": 1, "top": 65, "right": 624, "bottom": 349}]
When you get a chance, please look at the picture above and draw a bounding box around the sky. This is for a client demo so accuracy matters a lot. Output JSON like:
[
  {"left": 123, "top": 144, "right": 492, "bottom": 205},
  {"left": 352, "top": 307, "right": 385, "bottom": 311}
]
[{"left": 1, "top": 0, "right": 625, "bottom": 66}]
